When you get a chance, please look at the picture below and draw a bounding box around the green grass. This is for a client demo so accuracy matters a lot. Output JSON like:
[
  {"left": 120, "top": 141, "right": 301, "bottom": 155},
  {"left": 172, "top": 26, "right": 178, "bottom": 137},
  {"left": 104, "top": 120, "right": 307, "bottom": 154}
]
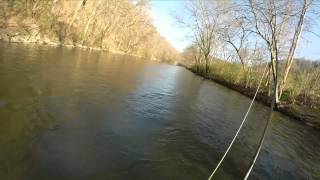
[{"left": 190, "top": 60, "right": 320, "bottom": 110}]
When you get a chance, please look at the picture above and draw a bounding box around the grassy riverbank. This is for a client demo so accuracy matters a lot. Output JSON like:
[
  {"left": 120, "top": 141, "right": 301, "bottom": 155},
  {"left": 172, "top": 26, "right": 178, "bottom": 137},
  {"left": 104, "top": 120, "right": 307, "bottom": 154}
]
[{"left": 179, "top": 61, "right": 320, "bottom": 130}]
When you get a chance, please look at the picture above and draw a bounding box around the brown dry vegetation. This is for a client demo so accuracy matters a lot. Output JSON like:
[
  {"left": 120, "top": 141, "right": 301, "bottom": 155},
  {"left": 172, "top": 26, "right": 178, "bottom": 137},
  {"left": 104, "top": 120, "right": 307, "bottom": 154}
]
[{"left": 0, "top": 0, "right": 179, "bottom": 62}]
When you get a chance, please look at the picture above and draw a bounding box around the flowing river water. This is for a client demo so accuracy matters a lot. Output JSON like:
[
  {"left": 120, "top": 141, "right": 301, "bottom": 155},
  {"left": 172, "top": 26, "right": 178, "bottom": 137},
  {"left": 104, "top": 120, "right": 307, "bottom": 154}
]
[{"left": 0, "top": 43, "right": 319, "bottom": 180}]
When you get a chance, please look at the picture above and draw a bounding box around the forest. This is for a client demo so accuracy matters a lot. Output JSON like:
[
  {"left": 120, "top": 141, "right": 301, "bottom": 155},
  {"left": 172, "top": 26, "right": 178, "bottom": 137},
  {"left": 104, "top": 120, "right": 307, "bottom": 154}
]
[
  {"left": 0, "top": 0, "right": 179, "bottom": 62},
  {"left": 179, "top": 0, "right": 320, "bottom": 126}
]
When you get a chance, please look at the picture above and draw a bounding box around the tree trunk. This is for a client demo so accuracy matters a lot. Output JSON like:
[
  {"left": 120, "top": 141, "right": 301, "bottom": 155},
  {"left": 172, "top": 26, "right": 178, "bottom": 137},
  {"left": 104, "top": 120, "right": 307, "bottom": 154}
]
[
  {"left": 270, "top": 47, "right": 280, "bottom": 108},
  {"left": 267, "top": 65, "right": 272, "bottom": 96},
  {"left": 81, "top": 17, "right": 92, "bottom": 45},
  {"left": 67, "top": 0, "right": 87, "bottom": 33},
  {"left": 205, "top": 53, "right": 209, "bottom": 74},
  {"left": 279, "top": 0, "right": 307, "bottom": 98}
]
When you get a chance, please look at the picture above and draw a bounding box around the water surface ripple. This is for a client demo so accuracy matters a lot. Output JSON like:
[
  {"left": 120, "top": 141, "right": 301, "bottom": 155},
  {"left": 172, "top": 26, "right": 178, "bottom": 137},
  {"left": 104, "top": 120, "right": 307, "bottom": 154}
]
[{"left": 0, "top": 43, "right": 319, "bottom": 180}]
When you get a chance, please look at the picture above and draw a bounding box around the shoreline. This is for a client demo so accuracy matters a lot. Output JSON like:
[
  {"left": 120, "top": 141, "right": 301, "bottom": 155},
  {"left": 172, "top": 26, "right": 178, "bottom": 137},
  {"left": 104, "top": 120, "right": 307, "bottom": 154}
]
[
  {"left": 0, "top": 39, "right": 156, "bottom": 60},
  {"left": 179, "top": 65, "right": 320, "bottom": 130}
]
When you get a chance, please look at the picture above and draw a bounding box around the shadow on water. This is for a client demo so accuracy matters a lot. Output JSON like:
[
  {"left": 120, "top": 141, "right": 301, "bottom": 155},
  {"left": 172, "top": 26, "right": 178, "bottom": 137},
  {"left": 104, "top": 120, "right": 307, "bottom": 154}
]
[{"left": 0, "top": 43, "right": 319, "bottom": 180}]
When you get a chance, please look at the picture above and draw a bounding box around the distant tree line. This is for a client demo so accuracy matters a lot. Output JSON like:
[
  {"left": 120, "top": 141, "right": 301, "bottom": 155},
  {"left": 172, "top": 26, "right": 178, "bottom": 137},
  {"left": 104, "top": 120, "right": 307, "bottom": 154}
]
[{"left": 0, "top": 0, "right": 179, "bottom": 62}]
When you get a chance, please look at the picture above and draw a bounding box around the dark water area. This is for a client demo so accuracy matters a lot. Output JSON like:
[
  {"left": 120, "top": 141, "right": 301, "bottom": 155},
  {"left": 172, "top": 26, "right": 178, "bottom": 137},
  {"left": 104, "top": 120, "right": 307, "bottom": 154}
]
[{"left": 0, "top": 43, "right": 319, "bottom": 180}]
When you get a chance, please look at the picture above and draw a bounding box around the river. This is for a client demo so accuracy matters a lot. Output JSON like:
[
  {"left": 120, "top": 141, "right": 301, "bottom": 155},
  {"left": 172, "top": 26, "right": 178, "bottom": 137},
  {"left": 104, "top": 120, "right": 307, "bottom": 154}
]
[{"left": 0, "top": 43, "right": 319, "bottom": 180}]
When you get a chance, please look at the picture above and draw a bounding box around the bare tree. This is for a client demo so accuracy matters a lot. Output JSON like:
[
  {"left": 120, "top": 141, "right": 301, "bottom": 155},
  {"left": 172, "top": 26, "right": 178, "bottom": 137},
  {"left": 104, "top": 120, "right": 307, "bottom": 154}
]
[
  {"left": 279, "top": 0, "right": 313, "bottom": 97},
  {"left": 67, "top": 0, "right": 88, "bottom": 33},
  {"left": 178, "top": 0, "right": 219, "bottom": 74},
  {"left": 246, "top": 0, "right": 315, "bottom": 107}
]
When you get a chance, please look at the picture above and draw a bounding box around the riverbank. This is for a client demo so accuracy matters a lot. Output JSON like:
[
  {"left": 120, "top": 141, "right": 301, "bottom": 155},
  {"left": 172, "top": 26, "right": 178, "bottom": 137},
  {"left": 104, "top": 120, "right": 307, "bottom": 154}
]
[
  {"left": 0, "top": 32, "right": 149, "bottom": 60},
  {"left": 179, "top": 64, "right": 320, "bottom": 130},
  {"left": 0, "top": 38, "right": 167, "bottom": 63}
]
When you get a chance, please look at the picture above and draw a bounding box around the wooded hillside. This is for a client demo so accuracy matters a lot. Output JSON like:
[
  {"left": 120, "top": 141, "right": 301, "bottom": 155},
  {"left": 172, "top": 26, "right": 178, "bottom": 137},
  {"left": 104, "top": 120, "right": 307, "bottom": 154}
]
[{"left": 0, "top": 0, "right": 179, "bottom": 62}]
